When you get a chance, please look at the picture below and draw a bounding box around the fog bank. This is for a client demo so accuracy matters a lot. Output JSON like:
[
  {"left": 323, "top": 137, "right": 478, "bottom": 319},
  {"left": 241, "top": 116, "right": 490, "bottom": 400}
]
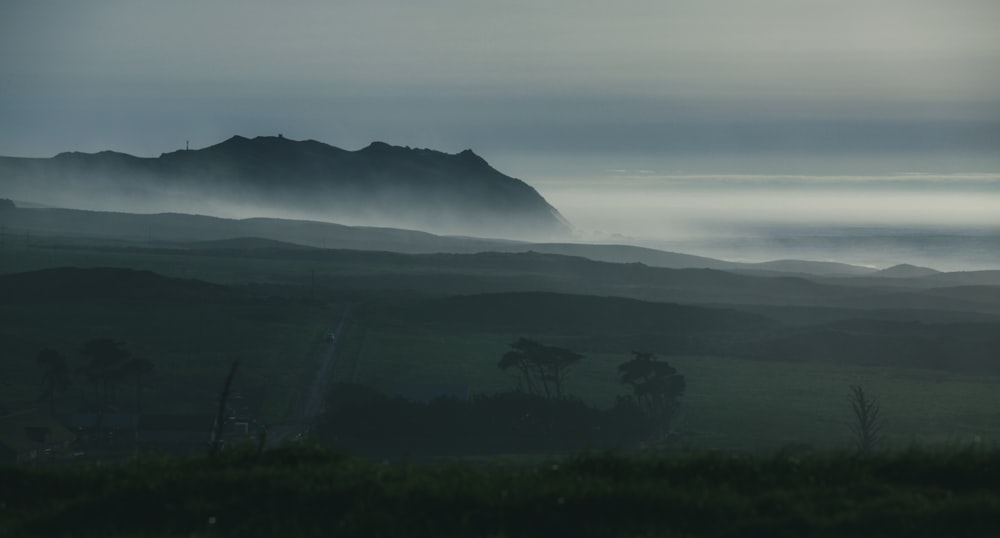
[{"left": 533, "top": 171, "right": 1000, "bottom": 271}]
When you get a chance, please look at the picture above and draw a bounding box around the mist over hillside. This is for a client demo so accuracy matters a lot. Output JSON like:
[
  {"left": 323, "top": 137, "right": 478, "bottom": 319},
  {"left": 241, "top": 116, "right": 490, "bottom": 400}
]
[
  {"left": 0, "top": 135, "right": 570, "bottom": 240},
  {"left": 525, "top": 166, "right": 1000, "bottom": 271}
]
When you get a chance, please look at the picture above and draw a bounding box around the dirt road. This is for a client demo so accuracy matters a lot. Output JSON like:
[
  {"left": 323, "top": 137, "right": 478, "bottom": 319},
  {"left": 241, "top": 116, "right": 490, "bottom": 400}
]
[{"left": 266, "top": 306, "right": 351, "bottom": 447}]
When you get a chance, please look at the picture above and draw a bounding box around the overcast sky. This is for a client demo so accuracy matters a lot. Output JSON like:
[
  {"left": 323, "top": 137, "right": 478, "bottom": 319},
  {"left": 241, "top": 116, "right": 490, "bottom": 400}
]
[{"left": 2, "top": 0, "right": 999, "bottom": 173}]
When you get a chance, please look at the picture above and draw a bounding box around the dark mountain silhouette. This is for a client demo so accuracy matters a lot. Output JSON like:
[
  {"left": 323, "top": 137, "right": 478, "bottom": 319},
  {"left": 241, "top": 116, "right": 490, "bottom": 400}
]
[{"left": 0, "top": 135, "right": 570, "bottom": 239}]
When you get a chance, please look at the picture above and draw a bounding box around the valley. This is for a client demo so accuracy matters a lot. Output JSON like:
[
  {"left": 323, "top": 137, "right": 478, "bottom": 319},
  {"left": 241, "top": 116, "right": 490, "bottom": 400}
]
[{"left": 3, "top": 206, "right": 999, "bottom": 458}]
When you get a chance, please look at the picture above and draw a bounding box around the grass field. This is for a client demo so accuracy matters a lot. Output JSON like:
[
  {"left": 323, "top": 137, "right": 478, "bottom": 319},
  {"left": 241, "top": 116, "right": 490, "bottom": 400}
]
[
  {"left": 344, "top": 323, "right": 1000, "bottom": 452},
  {"left": 3, "top": 445, "right": 999, "bottom": 537}
]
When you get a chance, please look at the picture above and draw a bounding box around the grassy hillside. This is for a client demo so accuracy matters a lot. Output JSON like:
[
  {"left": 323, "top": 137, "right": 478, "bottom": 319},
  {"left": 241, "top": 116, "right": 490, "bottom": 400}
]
[
  {"left": 0, "top": 267, "right": 336, "bottom": 422},
  {"left": 4, "top": 236, "right": 999, "bottom": 453},
  {"left": 339, "top": 292, "right": 1000, "bottom": 452},
  {"left": 1, "top": 205, "right": 515, "bottom": 253},
  {"left": 6, "top": 235, "right": 1000, "bottom": 315}
]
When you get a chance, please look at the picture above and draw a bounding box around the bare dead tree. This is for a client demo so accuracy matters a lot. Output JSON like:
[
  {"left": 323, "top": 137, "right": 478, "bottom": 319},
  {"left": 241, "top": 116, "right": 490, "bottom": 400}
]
[
  {"left": 849, "top": 385, "right": 882, "bottom": 454},
  {"left": 209, "top": 359, "right": 240, "bottom": 460}
]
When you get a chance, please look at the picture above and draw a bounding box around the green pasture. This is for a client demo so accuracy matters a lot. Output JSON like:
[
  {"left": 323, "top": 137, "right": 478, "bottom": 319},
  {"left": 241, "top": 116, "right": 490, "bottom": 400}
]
[{"left": 345, "top": 323, "right": 1000, "bottom": 452}]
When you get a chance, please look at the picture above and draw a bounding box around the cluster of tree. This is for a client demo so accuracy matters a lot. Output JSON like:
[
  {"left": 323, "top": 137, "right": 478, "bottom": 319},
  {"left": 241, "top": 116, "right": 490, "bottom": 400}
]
[
  {"left": 618, "top": 351, "right": 686, "bottom": 440},
  {"left": 318, "top": 384, "right": 652, "bottom": 457},
  {"left": 317, "top": 340, "right": 687, "bottom": 456},
  {"left": 35, "top": 338, "right": 155, "bottom": 413},
  {"left": 499, "top": 339, "right": 686, "bottom": 438}
]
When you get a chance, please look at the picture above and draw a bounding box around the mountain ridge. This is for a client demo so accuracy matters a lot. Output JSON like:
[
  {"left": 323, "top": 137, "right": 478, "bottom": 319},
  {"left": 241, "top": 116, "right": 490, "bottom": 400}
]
[{"left": 0, "top": 135, "right": 570, "bottom": 239}]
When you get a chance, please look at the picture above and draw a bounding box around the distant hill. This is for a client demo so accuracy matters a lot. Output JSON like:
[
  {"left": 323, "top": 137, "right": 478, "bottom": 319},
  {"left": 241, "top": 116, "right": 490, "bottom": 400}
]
[
  {"left": 923, "top": 270, "right": 1000, "bottom": 287},
  {"left": 873, "top": 264, "right": 941, "bottom": 278},
  {"left": 0, "top": 135, "right": 570, "bottom": 239},
  {"left": 184, "top": 237, "right": 318, "bottom": 250},
  {"left": 0, "top": 204, "right": 524, "bottom": 254},
  {"left": 488, "top": 242, "right": 743, "bottom": 271},
  {"left": 0, "top": 267, "right": 232, "bottom": 303},
  {"left": 743, "top": 259, "right": 875, "bottom": 277},
  {"left": 0, "top": 203, "right": 884, "bottom": 277},
  {"left": 377, "top": 291, "right": 774, "bottom": 335}
]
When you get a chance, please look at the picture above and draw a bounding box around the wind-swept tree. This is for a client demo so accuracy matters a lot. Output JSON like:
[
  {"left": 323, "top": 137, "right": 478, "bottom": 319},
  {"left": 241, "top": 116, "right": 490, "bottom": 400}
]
[
  {"left": 78, "top": 339, "right": 131, "bottom": 408},
  {"left": 36, "top": 348, "right": 71, "bottom": 413},
  {"left": 619, "top": 351, "right": 685, "bottom": 438},
  {"left": 499, "top": 338, "right": 542, "bottom": 395},
  {"left": 499, "top": 338, "right": 583, "bottom": 399}
]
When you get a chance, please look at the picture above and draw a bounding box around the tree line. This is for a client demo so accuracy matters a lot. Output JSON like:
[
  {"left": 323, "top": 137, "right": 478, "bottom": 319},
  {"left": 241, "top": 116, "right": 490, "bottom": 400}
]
[
  {"left": 499, "top": 338, "right": 686, "bottom": 439},
  {"left": 317, "top": 338, "right": 687, "bottom": 455}
]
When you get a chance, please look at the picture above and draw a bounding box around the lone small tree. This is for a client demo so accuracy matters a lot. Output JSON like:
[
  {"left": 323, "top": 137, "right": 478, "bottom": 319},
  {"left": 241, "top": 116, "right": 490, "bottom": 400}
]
[
  {"left": 848, "top": 385, "right": 883, "bottom": 454},
  {"left": 619, "top": 351, "right": 685, "bottom": 439},
  {"left": 210, "top": 359, "right": 241, "bottom": 459}
]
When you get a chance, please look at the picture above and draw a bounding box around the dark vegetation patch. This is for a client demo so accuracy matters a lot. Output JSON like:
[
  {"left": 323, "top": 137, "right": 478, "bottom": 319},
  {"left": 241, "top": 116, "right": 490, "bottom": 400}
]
[
  {"left": 2, "top": 445, "right": 998, "bottom": 537},
  {"left": 318, "top": 384, "right": 651, "bottom": 457}
]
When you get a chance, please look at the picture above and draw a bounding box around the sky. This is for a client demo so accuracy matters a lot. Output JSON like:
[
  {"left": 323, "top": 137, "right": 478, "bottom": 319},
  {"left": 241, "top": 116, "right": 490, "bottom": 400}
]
[
  {"left": 2, "top": 0, "right": 1000, "bottom": 266},
  {"left": 1, "top": 0, "right": 998, "bottom": 172}
]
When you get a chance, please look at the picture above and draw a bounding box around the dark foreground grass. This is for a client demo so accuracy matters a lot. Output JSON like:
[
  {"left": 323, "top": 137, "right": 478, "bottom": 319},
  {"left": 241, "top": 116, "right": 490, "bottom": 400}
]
[{"left": 2, "top": 445, "right": 999, "bottom": 537}]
